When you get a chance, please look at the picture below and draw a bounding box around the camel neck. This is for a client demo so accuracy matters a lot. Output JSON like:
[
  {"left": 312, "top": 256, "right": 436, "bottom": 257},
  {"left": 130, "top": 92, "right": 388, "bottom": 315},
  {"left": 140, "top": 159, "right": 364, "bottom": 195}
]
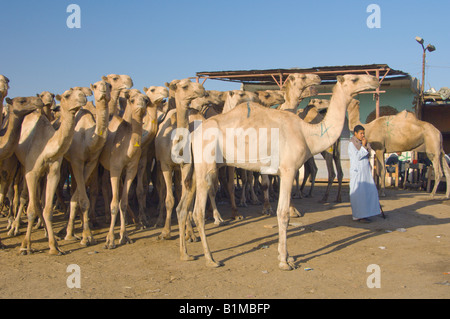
[
  {"left": 304, "top": 83, "right": 351, "bottom": 155},
  {"left": 176, "top": 100, "right": 189, "bottom": 129},
  {"left": 45, "top": 106, "right": 77, "bottom": 161},
  {"left": 0, "top": 95, "right": 5, "bottom": 128},
  {"left": 141, "top": 104, "right": 158, "bottom": 148},
  {"left": 108, "top": 89, "right": 121, "bottom": 118},
  {"left": 346, "top": 100, "right": 363, "bottom": 132},
  {"left": 89, "top": 98, "right": 109, "bottom": 153},
  {"left": 0, "top": 111, "right": 24, "bottom": 160}
]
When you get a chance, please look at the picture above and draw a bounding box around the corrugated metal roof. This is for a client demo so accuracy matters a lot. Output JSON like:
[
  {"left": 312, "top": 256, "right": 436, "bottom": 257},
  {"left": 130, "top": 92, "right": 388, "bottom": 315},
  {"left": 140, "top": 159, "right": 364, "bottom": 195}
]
[{"left": 196, "top": 64, "right": 410, "bottom": 85}]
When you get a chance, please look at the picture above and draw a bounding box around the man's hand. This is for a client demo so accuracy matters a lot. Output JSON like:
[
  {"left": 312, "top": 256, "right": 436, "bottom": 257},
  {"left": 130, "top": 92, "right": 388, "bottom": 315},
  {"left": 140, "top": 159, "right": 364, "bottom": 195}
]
[{"left": 362, "top": 137, "right": 368, "bottom": 147}]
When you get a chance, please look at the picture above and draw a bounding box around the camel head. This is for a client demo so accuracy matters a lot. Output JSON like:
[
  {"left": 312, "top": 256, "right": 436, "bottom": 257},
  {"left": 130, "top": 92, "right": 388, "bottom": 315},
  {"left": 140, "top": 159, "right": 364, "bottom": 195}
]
[
  {"left": 336, "top": 74, "right": 379, "bottom": 97},
  {"left": 5, "top": 96, "right": 44, "bottom": 117},
  {"left": 256, "top": 90, "right": 285, "bottom": 107},
  {"left": 224, "top": 90, "right": 261, "bottom": 111},
  {"left": 165, "top": 79, "right": 206, "bottom": 106},
  {"left": 124, "top": 89, "right": 150, "bottom": 119},
  {"left": 0, "top": 75, "right": 10, "bottom": 98},
  {"left": 282, "top": 73, "right": 321, "bottom": 99},
  {"left": 102, "top": 74, "right": 133, "bottom": 91},
  {"left": 37, "top": 91, "right": 55, "bottom": 107},
  {"left": 143, "top": 86, "right": 169, "bottom": 106},
  {"left": 308, "top": 98, "right": 330, "bottom": 111},
  {"left": 56, "top": 87, "right": 91, "bottom": 114},
  {"left": 90, "top": 80, "right": 112, "bottom": 103},
  {"left": 189, "top": 90, "right": 227, "bottom": 112}
]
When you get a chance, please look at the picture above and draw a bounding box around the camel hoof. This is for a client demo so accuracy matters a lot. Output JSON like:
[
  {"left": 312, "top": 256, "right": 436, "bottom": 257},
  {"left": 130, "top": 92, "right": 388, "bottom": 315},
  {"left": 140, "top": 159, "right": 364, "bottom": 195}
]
[
  {"left": 64, "top": 234, "right": 80, "bottom": 242},
  {"left": 157, "top": 231, "right": 171, "bottom": 241},
  {"left": 232, "top": 215, "right": 244, "bottom": 221},
  {"left": 49, "top": 248, "right": 65, "bottom": 256},
  {"left": 181, "top": 254, "right": 196, "bottom": 262},
  {"left": 206, "top": 260, "right": 223, "bottom": 268},
  {"left": 278, "top": 262, "right": 294, "bottom": 271},
  {"left": 80, "top": 237, "right": 96, "bottom": 247}
]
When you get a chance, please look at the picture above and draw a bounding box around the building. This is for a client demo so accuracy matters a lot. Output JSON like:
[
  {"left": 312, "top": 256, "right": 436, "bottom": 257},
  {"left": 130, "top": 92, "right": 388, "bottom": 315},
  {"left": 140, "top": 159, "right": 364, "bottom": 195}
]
[{"left": 195, "top": 64, "right": 420, "bottom": 181}]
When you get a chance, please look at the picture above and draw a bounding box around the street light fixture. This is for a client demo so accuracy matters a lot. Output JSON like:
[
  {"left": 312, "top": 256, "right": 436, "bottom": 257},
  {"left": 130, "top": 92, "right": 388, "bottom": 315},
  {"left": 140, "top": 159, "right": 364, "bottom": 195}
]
[{"left": 415, "top": 36, "right": 436, "bottom": 119}]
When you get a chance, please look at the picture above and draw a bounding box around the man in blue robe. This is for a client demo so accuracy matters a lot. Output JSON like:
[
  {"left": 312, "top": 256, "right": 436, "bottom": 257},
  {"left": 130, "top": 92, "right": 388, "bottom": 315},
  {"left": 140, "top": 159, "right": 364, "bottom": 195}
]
[{"left": 348, "top": 125, "right": 381, "bottom": 223}]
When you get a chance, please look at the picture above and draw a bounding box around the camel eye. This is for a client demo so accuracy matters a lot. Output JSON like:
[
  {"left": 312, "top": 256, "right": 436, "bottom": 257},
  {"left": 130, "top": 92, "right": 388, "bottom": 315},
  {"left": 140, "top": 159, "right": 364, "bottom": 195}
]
[
  {"left": 131, "top": 99, "right": 135, "bottom": 104},
  {"left": 352, "top": 78, "right": 359, "bottom": 83},
  {"left": 151, "top": 88, "right": 155, "bottom": 92}
]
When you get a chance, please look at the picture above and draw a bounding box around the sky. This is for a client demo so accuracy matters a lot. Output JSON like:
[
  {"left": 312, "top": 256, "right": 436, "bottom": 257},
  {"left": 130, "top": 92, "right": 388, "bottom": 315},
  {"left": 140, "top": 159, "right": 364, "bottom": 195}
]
[{"left": 1, "top": 0, "right": 449, "bottom": 98}]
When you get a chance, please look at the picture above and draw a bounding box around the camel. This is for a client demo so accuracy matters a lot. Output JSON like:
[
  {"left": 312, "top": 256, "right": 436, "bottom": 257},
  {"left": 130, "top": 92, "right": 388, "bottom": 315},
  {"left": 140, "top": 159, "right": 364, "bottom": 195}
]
[
  {"left": 347, "top": 99, "right": 450, "bottom": 199},
  {"left": 154, "top": 80, "right": 220, "bottom": 240},
  {"left": 0, "top": 75, "right": 10, "bottom": 127},
  {"left": 0, "top": 96, "right": 44, "bottom": 243},
  {"left": 180, "top": 74, "right": 379, "bottom": 270},
  {"left": 133, "top": 85, "right": 168, "bottom": 227},
  {"left": 63, "top": 80, "right": 111, "bottom": 246},
  {"left": 15, "top": 87, "right": 90, "bottom": 255},
  {"left": 102, "top": 74, "right": 133, "bottom": 118},
  {"left": 294, "top": 100, "right": 344, "bottom": 203},
  {"left": 98, "top": 89, "right": 152, "bottom": 248},
  {"left": 37, "top": 91, "right": 56, "bottom": 122}
]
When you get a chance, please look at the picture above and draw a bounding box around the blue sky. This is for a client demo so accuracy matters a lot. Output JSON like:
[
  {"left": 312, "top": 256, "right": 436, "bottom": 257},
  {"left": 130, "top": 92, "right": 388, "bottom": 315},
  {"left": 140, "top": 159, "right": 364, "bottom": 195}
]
[{"left": 1, "top": 0, "right": 449, "bottom": 98}]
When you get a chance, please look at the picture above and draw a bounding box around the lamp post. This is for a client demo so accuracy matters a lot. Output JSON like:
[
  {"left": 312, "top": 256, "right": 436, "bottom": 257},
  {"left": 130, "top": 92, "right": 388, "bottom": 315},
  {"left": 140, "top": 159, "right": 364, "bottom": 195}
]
[{"left": 415, "top": 36, "right": 436, "bottom": 119}]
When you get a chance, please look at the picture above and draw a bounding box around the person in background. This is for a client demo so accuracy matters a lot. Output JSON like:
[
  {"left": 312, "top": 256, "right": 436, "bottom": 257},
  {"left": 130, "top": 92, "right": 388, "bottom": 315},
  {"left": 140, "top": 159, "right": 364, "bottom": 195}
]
[{"left": 348, "top": 125, "right": 381, "bottom": 223}]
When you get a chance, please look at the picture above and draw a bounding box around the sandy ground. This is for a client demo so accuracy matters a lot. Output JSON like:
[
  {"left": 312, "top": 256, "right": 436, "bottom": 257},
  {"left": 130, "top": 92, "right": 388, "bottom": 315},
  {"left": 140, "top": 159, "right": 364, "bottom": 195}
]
[{"left": 1, "top": 183, "right": 449, "bottom": 300}]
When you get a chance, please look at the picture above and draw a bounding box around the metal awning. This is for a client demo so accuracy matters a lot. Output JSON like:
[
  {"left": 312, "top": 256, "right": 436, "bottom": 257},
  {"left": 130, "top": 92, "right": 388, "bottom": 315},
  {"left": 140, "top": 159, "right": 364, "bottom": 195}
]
[{"left": 194, "top": 64, "right": 412, "bottom": 118}]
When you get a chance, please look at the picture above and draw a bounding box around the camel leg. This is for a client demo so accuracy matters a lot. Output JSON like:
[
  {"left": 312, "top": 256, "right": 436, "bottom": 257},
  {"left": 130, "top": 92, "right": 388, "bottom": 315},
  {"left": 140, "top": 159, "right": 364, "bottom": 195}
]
[
  {"left": 136, "top": 150, "right": 150, "bottom": 228},
  {"left": 20, "top": 172, "right": 43, "bottom": 255},
  {"left": 334, "top": 147, "right": 344, "bottom": 203},
  {"left": 118, "top": 165, "right": 137, "bottom": 246},
  {"left": 429, "top": 152, "right": 443, "bottom": 199},
  {"left": 105, "top": 173, "right": 120, "bottom": 249},
  {"left": 277, "top": 169, "right": 297, "bottom": 271},
  {"left": 247, "top": 172, "right": 261, "bottom": 205},
  {"left": 319, "top": 152, "right": 336, "bottom": 203},
  {"left": 238, "top": 169, "right": 248, "bottom": 207},
  {"left": 261, "top": 174, "right": 274, "bottom": 215},
  {"left": 306, "top": 157, "right": 317, "bottom": 198},
  {"left": 158, "top": 168, "right": 175, "bottom": 240},
  {"left": 176, "top": 164, "right": 197, "bottom": 261},
  {"left": 375, "top": 150, "right": 387, "bottom": 197},
  {"left": 191, "top": 165, "right": 221, "bottom": 268},
  {"left": 442, "top": 154, "right": 450, "bottom": 199},
  {"left": 226, "top": 166, "right": 242, "bottom": 220},
  {"left": 42, "top": 162, "right": 64, "bottom": 255},
  {"left": 8, "top": 183, "right": 27, "bottom": 237}
]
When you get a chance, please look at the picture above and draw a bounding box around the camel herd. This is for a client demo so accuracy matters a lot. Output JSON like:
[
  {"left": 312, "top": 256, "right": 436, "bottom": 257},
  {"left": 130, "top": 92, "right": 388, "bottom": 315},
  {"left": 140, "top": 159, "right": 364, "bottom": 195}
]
[{"left": 0, "top": 72, "right": 448, "bottom": 270}]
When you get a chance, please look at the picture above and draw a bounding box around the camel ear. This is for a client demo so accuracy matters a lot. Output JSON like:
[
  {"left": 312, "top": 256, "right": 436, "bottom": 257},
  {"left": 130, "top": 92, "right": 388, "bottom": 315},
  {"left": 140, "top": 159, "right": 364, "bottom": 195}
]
[
  {"left": 102, "top": 75, "right": 108, "bottom": 81},
  {"left": 337, "top": 75, "right": 345, "bottom": 83},
  {"left": 229, "top": 91, "right": 234, "bottom": 97},
  {"left": 5, "top": 98, "right": 12, "bottom": 104},
  {"left": 55, "top": 94, "right": 62, "bottom": 101},
  {"left": 36, "top": 93, "right": 40, "bottom": 97},
  {"left": 90, "top": 84, "right": 95, "bottom": 91},
  {"left": 167, "top": 79, "right": 180, "bottom": 91},
  {"left": 143, "top": 87, "right": 148, "bottom": 92}
]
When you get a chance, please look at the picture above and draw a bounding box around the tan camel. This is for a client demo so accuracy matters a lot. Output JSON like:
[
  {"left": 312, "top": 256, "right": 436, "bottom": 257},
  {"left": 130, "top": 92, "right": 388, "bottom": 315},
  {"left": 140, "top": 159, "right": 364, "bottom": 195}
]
[
  {"left": 0, "top": 75, "right": 10, "bottom": 127},
  {"left": 0, "top": 96, "right": 44, "bottom": 242},
  {"left": 133, "top": 85, "right": 168, "bottom": 227},
  {"left": 294, "top": 100, "right": 344, "bottom": 203},
  {"left": 37, "top": 91, "right": 56, "bottom": 122},
  {"left": 102, "top": 74, "right": 133, "bottom": 118},
  {"left": 62, "top": 80, "right": 111, "bottom": 245},
  {"left": 347, "top": 99, "right": 450, "bottom": 198},
  {"left": 99, "top": 89, "right": 151, "bottom": 248},
  {"left": 15, "top": 87, "right": 90, "bottom": 255},
  {"left": 154, "top": 80, "right": 215, "bottom": 240},
  {"left": 180, "top": 74, "right": 379, "bottom": 270}
]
